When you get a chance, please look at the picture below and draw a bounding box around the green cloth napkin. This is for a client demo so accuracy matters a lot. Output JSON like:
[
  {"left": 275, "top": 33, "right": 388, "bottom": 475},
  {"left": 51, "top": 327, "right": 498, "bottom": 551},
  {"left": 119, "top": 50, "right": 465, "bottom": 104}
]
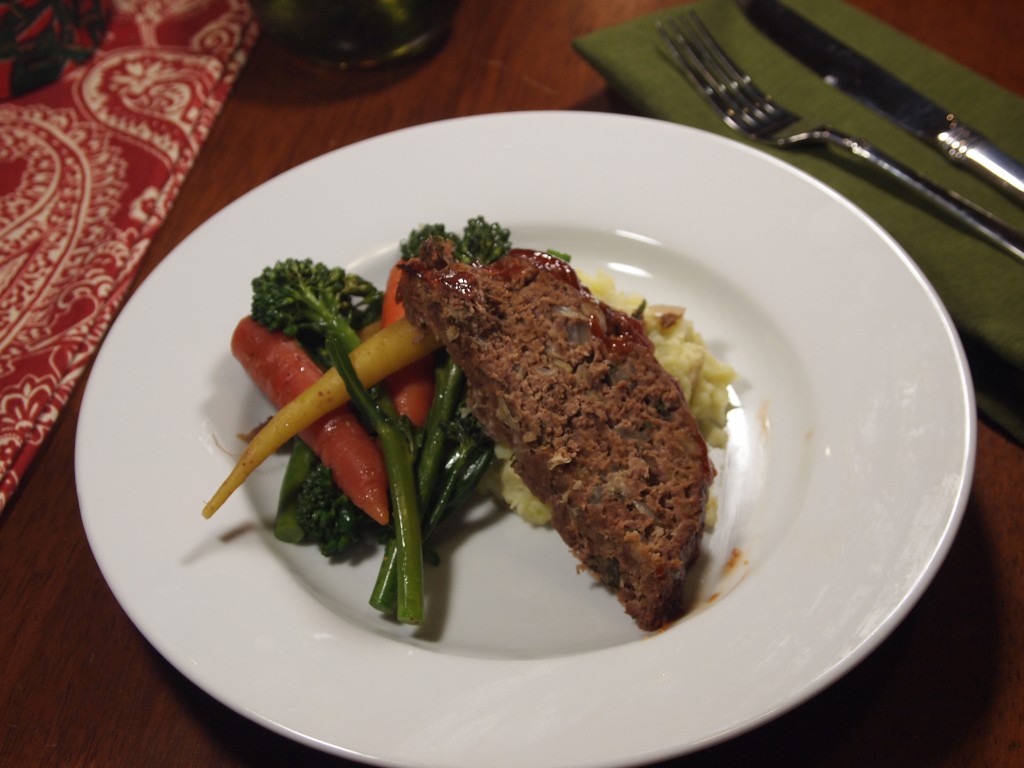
[{"left": 575, "top": 0, "right": 1024, "bottom": 444}]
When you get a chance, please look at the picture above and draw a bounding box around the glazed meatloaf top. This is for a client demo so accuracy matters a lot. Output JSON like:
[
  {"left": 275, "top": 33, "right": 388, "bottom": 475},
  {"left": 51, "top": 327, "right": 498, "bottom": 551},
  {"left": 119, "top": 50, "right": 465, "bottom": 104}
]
[{"left": 398, "top": 241, "right": 714, "bottom": 630}]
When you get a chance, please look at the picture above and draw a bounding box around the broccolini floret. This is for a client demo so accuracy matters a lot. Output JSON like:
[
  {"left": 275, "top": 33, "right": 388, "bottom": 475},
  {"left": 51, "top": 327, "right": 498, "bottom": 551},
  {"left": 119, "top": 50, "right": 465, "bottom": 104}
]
[
  {"left": 399, "top": 216, "right": 511, "bottom": 267},
  {"left": 294, "top": 460, "right": 379, "bottom": 558},
  {"left": 399, "top": 223, "right": 457, "bottom": 260},
  {"left": 250, "top": 258, "right": 382, "bottom": 367},
  {"left": 454, "top": 216, "right": 511, "bottom": 265}
]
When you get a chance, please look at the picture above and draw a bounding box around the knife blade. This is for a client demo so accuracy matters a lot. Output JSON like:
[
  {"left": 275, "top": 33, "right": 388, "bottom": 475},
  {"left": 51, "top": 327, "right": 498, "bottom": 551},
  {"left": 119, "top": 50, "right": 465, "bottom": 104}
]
[{"left": 738, "top": 0, "right": 1024, "bottom": 205}]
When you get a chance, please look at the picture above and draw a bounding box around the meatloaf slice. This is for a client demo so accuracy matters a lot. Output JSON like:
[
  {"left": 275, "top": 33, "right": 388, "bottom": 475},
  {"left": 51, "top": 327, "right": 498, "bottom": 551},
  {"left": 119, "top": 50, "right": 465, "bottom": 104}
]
[{"left": 398, "top": 243, "right": 714, "bottom": 630}]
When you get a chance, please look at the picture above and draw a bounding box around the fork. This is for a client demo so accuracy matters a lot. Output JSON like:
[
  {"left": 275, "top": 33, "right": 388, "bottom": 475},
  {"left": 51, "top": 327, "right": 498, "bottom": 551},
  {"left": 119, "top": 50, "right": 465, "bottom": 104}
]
[{"left": 656, "top": 13, "right": 1024, "bottom": 265}]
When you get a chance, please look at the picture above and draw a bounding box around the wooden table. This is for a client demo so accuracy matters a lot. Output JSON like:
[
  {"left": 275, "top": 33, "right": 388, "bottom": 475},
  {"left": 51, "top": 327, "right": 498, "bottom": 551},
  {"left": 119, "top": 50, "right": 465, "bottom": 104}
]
[{"left": 2, "top": 1, "right": 1022, "bottom": 765}]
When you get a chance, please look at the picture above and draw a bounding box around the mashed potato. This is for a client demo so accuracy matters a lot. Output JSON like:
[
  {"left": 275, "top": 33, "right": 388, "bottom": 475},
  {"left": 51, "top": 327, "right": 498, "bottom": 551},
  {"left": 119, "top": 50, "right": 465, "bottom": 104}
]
[{"left": 481, "top": 270, "right": 736, "bottom": 527}]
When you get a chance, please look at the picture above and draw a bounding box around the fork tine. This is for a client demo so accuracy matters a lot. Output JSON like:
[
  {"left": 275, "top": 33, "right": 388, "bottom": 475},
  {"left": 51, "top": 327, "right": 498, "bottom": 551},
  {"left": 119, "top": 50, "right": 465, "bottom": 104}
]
[
  {"left": 657, "top": 18, "right": 741, "bottom": 122},
  {"left": 655, "top": 19, "right": 706, "bottom": 95},
  {"left": 657, "top": 16, "right": 759, "bottom": 133},
  {"left": 657, "top": 13, "right": 797, "bottom": 137},
  {"left": 685, "top": 14, "right": 789, "bottom": 123}
]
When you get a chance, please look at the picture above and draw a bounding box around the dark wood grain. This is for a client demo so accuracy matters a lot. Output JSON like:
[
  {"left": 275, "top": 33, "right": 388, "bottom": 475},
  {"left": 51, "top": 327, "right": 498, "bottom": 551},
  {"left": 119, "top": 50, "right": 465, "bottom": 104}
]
[{"left": 2, "top": 1, "right": 1022, "bottom": 766}]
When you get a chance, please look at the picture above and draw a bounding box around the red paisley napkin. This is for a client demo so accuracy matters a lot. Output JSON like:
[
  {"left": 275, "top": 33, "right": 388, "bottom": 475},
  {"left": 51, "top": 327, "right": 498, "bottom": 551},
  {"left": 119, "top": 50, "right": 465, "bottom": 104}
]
[{"left": 0, "top": 0, "right": 257, "bottom": 512}]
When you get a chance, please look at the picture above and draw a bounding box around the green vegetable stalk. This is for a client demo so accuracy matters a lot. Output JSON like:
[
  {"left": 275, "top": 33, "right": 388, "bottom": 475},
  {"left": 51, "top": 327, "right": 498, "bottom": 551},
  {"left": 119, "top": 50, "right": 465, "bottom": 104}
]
[
  {"left": 274, "top": 439, "right": 315, "bottom": 544},
  {"left": 254, "top": 217, "right": 513, "bottom": 625},
  {"left": 325, "top": 332, "right": 425, "bottom": 625}
]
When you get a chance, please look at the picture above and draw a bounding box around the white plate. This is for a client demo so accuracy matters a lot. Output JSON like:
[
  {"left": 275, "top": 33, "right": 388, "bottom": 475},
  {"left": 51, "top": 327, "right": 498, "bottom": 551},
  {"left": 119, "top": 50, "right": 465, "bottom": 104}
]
[{"left": 77, "top": 112, "right": 975, "bottom": 768}]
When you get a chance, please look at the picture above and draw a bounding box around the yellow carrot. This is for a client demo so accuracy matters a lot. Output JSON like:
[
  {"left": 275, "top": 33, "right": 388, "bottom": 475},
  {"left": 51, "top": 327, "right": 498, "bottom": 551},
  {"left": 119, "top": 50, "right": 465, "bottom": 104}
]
[{"left": 203, "top": 316, "right": 441, "bottom": 519}]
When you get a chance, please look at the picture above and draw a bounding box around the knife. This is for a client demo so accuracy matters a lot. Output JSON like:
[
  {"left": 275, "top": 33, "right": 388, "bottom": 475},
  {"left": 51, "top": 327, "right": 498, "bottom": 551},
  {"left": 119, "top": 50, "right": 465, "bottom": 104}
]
[{"left": 738, "top": 0, "right": 1024, "bottom": 206}]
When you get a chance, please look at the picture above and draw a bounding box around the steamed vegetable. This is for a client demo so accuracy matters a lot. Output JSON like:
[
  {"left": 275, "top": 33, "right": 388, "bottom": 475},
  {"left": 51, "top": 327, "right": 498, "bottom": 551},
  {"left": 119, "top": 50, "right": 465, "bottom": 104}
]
[
  {"left": 249, "top": 257, "right": 381, "bottom": 368},
  {"left": 294, "top": 454, "right": 380, "bottom": 557},
  {"left": 205, "top": 217, "right": 512, "bottom": 625},
  {"left": 231, "top": 316, "right": 390, "bottom": 524},
  {"left": 275, "top": 438, "right": 380, "bottom": 555},
  {"left": 273, "top": 438, "right": 314, "bottom": 544},
  {"left": 324, "top": 330, "right": 424, "bottom": 624},
  {"left": 245, "top": 256, "right": 429, "bottom": 622},
  {"left": 201, "top": 316, "right": 441, "bottom": 520},
  {"left": 379, "top": 260, "right": 436, "bottom": 428}
]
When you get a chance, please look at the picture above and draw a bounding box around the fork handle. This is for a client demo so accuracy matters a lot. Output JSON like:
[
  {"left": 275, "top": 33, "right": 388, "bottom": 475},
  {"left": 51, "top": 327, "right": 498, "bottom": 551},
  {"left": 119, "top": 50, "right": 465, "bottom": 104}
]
[{"left": 800, "top": 127, "right": 1024, "bottom": 266}]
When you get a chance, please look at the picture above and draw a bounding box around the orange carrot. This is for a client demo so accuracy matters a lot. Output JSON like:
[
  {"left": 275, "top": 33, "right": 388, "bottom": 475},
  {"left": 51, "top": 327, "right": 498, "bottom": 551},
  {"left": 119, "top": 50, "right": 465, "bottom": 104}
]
[
  {"left": 204, "top": 316, "right": 441, "bottom": 521},
  {"left": 381, "top": 261, "right": 406, "bottom": 327},
  {"left": 381, "top": 260, "right": 435, "bottom": 427},
  {"left": 231, "top": 317, "right": 390, "bottom": 525}
]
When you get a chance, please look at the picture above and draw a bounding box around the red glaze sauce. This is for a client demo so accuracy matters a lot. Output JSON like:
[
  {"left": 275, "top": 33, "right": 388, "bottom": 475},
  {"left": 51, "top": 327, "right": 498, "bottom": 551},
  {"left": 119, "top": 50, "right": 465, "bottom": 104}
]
[
  {"left": 506, "top": 248, "right": 652, "bottom": 355},
  {"left": 405, "top": 247, "right": 652, "bottom": 356}
]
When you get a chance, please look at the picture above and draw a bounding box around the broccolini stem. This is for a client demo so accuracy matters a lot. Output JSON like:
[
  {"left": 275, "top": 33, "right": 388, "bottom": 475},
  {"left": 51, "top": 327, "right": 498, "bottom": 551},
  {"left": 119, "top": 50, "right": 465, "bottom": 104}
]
[
  {"left": 370, "top": 361, "right": 463, "bottom": 614},
  {"left": 371, "top": 440, "right": 494, "bottom": 611},
  {"left": 368, "top": 537, "right": 398, "bottom": 612},
  {"left": 325, "top": 331, "right": 424, "bottom": 625},
  {"left": 424, "top": 444, "right": 494, "bottom": 535},
  {"left": 375, "top": 421, "right": 423, "bottom": 624},
  {"left": 327, "top": 315, "right": 363, "bottom": 356},
  {"left": 416, "top": 361, "right": 465, "bottom": 509},
  {"left": 274, "top": 439, "right": 316, "bottom": 544}
]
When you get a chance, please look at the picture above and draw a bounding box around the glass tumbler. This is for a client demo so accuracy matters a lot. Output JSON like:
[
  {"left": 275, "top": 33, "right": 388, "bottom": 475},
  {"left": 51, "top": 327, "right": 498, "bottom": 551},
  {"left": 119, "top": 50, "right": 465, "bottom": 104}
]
[{"left": 249, "top": 0, "right": 461, "bottom": 67}]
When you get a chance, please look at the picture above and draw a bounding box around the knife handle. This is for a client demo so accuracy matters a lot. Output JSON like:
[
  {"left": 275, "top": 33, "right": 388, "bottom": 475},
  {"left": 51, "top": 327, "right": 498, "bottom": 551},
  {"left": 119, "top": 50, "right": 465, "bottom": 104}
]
[
  {"left": 805, "top": 128, "right": 1024, "bottom": 265},
  {"left": 937, "top": 119, "right": 1024, "bottom": 206}
]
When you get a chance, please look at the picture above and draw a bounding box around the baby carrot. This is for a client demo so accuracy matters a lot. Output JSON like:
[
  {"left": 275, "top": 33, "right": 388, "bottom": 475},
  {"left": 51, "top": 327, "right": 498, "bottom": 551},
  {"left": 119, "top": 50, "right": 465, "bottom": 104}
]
[
  {"left": 202, "top": 316, "right": 441, "bottom": 520},
  {"left": 380, "top": 260, "right": 435, "bottom": 428},
  {"left": 231, "top": 317, "right": 390, "bottom": 524}
]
